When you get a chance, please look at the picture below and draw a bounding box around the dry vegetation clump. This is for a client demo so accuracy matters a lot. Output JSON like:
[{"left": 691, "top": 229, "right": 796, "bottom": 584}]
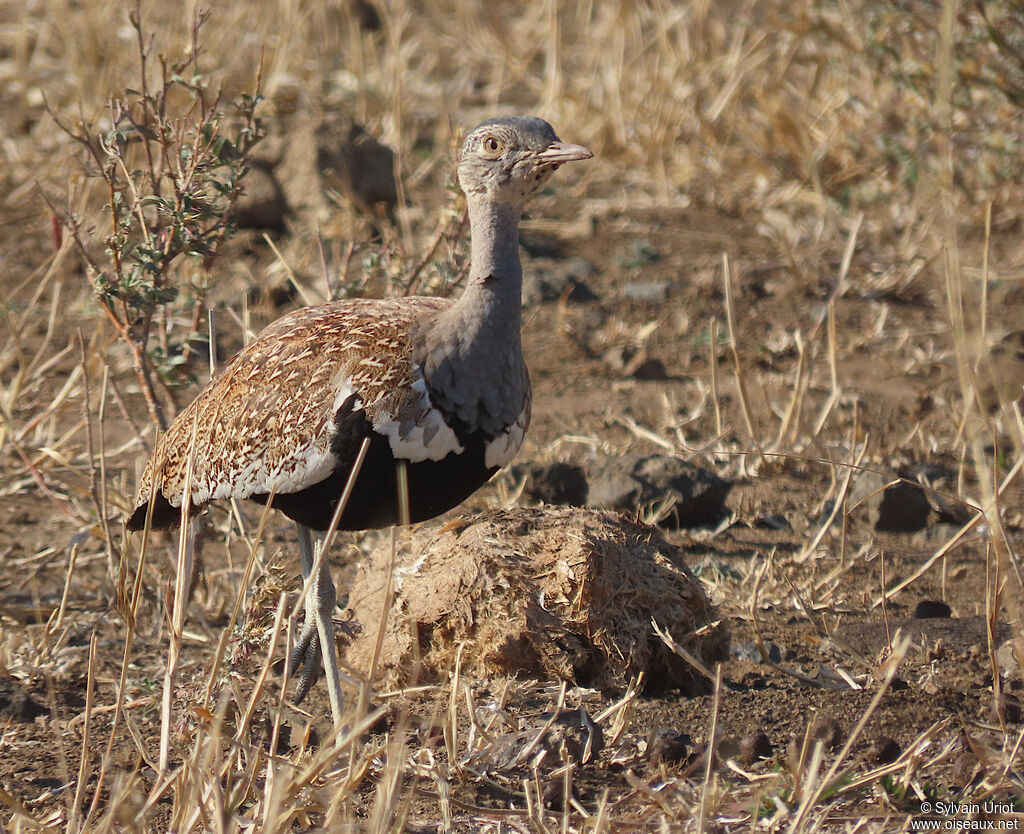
[{"left": 344, "top": 507, "right": 727, "bottom": 693}]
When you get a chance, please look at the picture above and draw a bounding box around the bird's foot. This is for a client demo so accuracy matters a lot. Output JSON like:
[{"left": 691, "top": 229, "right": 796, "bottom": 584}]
[{"left": 290, "top": 619, "right": 323, "bottom": 704}]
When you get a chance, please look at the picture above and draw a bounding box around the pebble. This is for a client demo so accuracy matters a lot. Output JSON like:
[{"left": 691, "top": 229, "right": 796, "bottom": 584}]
[
  {"left": 730, "top": 640, "right": 782, "bottom": 664},
  {"left": 738, "top": 731, "right": 772, "bottom": 765},
  {"left": 865, "top": 736, "right": 901, "bottom": 765},
  {"left": 913, "top": 599, "right": 952, "bottom": 619},
  {"left": 649, "top": 729, "right": 691, "bottom": 767}
]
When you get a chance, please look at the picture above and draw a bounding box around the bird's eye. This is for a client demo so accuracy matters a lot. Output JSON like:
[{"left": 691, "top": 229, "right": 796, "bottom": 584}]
[{"left": 481, "top": 135, "right": 503, "bottom": 157}]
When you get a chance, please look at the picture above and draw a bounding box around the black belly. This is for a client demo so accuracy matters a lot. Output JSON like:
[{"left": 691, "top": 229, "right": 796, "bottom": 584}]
[
  {"left": 250, "top": 393, "right": 498, "bottom": 531},
  {"left": 254, "top": 430, "right": 497, "bottom": 531}
]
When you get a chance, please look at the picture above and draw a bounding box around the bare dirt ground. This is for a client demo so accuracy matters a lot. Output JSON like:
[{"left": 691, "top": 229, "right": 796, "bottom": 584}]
[{"left": 2, "top": 1, "right": 1024, "bottom": 831}]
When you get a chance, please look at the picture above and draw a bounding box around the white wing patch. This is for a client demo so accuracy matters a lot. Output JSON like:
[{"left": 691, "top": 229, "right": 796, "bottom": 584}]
[
  {"left": 330, "top": 377, "right": 363, "bottom": 416},
  {"left": 485, "top": 401, "right": 530, "bottom": 469},
  {"left": 374, "top": 376, "right": 465, "bottom": 463}
]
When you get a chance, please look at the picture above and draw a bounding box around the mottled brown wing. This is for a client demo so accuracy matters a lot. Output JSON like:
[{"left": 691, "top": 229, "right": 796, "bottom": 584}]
[{"left": 130, "top": 297, "right": 450, "bottom": 527}]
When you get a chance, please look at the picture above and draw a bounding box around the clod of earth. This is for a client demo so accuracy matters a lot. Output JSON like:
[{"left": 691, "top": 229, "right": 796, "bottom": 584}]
[
  {"left": 738, "top": 731, "right": 772, "bottom": 765},
  {"left": 865, "top": 735, "right": 901, "bottom": 765},
  {"left": 584, "top": 454, "right": 732, "bottom": 528},
  {"left": 522, "top": 256, "right": 600, "bottom": 304},
  {"left": 230, "top": 159, "right": 289, "bottom": 232},
  {"left": 649, "top": 729, "right": 692, "bottom": 767},
  {"left": 515, "top": 454, "right": 732, "bottom": 528},
  {"left": 342, "top": 506, "right": 728, "bottom": 692},
  {"left": 847, "top": 467, "right": 942, "bottom": 532},
  {"left": 315, "top": 114, "right": 398, "bottom": 221},
  {"left": 466, "top": 707, "right": 604, "bottom": 773},
  {"left": 913, "top": 599, "right": 953, "bottom": 619},
  {"left": 730, "top": 640, "right": 782, "bottom": 663},
  {"left": 512, "top": 461, "right": 589, "bottom": 506},
  {"left": 0, "top": 678, "right": 47, "bottom": 723}
]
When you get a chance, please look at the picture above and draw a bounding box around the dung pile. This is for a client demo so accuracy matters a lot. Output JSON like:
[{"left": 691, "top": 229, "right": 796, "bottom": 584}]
[{"left": 342, "top": 507, "right": 727, "bottom": 694}]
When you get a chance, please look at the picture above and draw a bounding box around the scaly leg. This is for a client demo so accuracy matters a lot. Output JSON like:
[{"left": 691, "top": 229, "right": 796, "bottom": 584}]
[{"left": 290, "top": 523, "right": 344, "bottom": 726}]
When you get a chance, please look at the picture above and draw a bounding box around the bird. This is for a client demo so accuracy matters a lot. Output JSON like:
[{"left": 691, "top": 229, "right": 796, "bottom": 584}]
[{"left": 126, "top": 116, "right": 593, "bottom": 725}]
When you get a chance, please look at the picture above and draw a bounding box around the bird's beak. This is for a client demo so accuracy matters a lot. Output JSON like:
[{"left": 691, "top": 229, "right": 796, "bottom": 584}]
[{"left": 538, "top": 142, "right": 594, "bottom": 163}]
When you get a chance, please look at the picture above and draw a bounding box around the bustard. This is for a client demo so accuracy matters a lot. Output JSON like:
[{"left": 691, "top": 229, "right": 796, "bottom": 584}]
[{"left": 128, "top": 116, "right": 592, "bottom": 725}]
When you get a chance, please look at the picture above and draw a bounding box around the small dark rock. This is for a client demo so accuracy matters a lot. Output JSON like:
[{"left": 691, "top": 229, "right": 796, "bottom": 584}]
[
  {"left": 351, "top": 0, "right": 382, "bottom": 30},
  {"left": 730, "top": 640, "right": 782, "bottom": 664},
  {"left": 470, "top": 708, "right": 603, "bottom": 772},
  {"left": 993, "top": 693, "right": 1023, "bottom": 724},
  {"left": 0, "top": 678, "right": 47, "bottom": 722},
  {"left": 850, "top": 471, "right": 931, "bottom": 533},
  {"left": 316, "top": 114, "right": 397, "bottom": 221},
  {"left": 738, "top": 731, "right": 772, "bottom": 765},
  {"left": 950, "top": 751, "right": 980, "bottom": 788},
  {"left": 865, "top": 736, "right": 901, "bottom": 765},
  {"left": 631, "top": 358, "right": 668, "bottom": 380},
  {"left": 512, "top": 462, "right": 588, "bottom": 506},
  {"left": 602, "top": 346, "right": 667, "bottom": 379},
  {"left": 232, "top": 160, "right": 289, "bottom": 232},
  {"left": 808, "top": 715, "right": 844, "bottom": 751},
  {"left": 649, "top": 729, "right": 691, "bottom": 767},
  {"left": 913, "top": 599, "right": 952, "bottom": 619},
  {"left": 522, "top": 257, "right": 600, "bottom": 305},
  {"left": 586, "top": 454, "right": 731, "bottom": 528},
  {"left": 889, "top": 676, "right": 909, "bottom": 691}
]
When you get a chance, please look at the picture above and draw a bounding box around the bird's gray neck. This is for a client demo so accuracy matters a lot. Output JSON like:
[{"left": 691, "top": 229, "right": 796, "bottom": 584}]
[
  {"left": 466, "top": 197, "right": 523, "bottom": 289},
  {"left": 414, "top": 195, "right": 528, "bottom": 438},
  {"left": 445, "top": 196, "right": 524, "bottom": 344}
]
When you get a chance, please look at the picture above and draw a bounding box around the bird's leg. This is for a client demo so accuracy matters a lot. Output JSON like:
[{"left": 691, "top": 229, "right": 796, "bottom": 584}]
[
  {"left": 291, "top": 524, "right": 322, "bottom": 700},
  {"left": 290, "top": 523, "right": 345, "bottom": 727}
]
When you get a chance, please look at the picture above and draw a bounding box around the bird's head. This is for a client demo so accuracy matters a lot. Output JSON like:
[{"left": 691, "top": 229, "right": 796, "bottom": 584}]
[{"left": 457, "top": 116, "right": 592, "bottom": 205}]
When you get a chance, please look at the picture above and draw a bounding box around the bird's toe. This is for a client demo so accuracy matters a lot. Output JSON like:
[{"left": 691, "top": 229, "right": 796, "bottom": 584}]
[{"left": 291, "top": 622, "right": 323, "bottom": 704}]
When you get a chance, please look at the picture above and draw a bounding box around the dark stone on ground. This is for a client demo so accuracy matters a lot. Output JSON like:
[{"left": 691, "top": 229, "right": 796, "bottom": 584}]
[
  {"left": 866, "top": 735, "right": 901, "bottom": 764},
  {"left": 730, "top": 640, "right": 782, "bottom": 664},
  {"left": 808, "top": 714, "right": 844, "bottom": 750},
  {"left": 469, "top": 708, "right": 603, "bottom": 771},
  {"left": 585, "top": 454, "right": 731, "bottom": 528},
  {"left": 0, "top": 678, "right": 47, "bottom": 722},
  {"left": 992, "top": 693, "right": 1023, "bottom": 724},
  {"left": 316, "top": 114, "right": 397, "bottom": 220},
  {"left": 522, "top": 257, "right": 600, "bottom": 305},
  {"left": 849, "top": 470, "right": 931, "bottom": 533},
  {"left": 232, "top": 159, "right": 289, "bottom": 232},
  {"left": 738, "top": 731, "right": 772, "bottom": 765},
  {"left": 913, "top": 599, "right": 952, "bottom": 619},
  {"left": 649, "top": 729, "right": 691, "bottom": 767},
  {"left": 511, "top": 462, "right": 589, "bottom": 506},
  {"left": 351, "top": 0, "right": 382, "bottom": 30}
]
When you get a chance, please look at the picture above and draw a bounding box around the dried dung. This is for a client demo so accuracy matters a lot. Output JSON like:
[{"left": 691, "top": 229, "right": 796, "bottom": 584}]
[{"left": 342, "top": 507, "right": 727, "bottom": 694}]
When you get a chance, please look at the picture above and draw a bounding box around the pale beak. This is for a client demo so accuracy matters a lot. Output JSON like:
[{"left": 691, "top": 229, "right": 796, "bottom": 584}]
[{"left": 537, "top": 142, "right": 594, "bottom": 163}]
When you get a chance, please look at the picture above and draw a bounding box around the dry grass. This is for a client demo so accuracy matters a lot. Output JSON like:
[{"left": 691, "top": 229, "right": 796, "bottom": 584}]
[{"left": 2, "top": 0, "right": 1024, "bottom": 831}]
